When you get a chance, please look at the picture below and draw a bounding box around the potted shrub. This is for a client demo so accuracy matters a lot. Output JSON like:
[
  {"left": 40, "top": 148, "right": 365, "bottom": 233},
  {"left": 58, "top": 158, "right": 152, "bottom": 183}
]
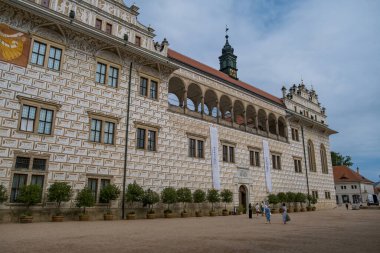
[
  {"left": 207, "top": 188, "right": 220, "bottom": 216},
  {"left": 277, "top": 192, "right": 287, "bottom": 213},
  {"left": 311, "top": 196, "right": 318, "bottom": 211},
  {"left": 193, "top": 189, "right": 206, "bottom": 217},
  {"left": 17, "top": 184, "right": 42, "bottom": 223},
  {"left": 295, "top": 192, "right": 306, "bottom": 212},
  {"left": 220, "top": 189, "right": 233, "bottom": 216},
  {"left": 125, "top": 181, "right": 144, "bottom": 220},
  {"left": 76, "top": 187, "right": 95, "bottom": 221},
  {"left": 142, "top": 189, "right": 160, "bottom": 219},
  {"left": 306, "top": 194, "right": 317, "bottom": 211},
  {"left": 161, "top": 187, "right": 177, "bottom": 218},
  {"left": 268, "top": 194, "right": 279, "bottom": 213},
  {"left": 0, "top": 185, "right": 7, "bottom": 204},
  {"left": 47, "top": 182, "right": 72, "bottom": 222},
  {"left": 100, "top": 184, "right": 121, "bottom": 220},
  {"left": 286, "top": 192, "right": 296, "bottom": 213},
  {"left": 177, "top": 187, "right": 192, "bottom": 218}
]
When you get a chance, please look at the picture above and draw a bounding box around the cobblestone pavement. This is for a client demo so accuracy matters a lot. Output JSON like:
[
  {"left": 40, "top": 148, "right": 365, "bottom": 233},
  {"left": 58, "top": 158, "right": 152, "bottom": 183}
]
[{"left": 1, "top": 207, "right": 379, "bottom": 253}]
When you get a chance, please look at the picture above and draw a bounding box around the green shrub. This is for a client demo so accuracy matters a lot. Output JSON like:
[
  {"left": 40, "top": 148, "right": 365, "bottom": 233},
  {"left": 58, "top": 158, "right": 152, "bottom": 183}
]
[
  {"left": 207, "top": 189, "right": 220, "bottom": 212},
  {"left": 142, "top": 189, "right": 160, "bottom": 213},
  {"left": 0, "top": 185, "right": 7, "bottom": 204},
  {"left": 220, "top": 189, "right": 233, "bottom": 211},
  {"left": 295, "top": 192, "right": 306, "bottom": 203},
  {"left": 277, "top": 192, "right": 287, "bottom": 203},
  {"left": 307, "top": 194, "right": 318, "bottom": 205},
  {"left": 17, "top": 184, "right": 42, "bottom": 215},
  {"left": 161, "top": 187, "right": 177, "bottom": 211},
  {"left": 286, "top": 192, "right": 296, "bottom": 204},
  {"left": 76, "top": 187, "right": 95, "bottom": 214},
  {"left": 177, "top": 187, "right": 192, "bottom": 213},
  {"left": 100, "top": 184, "right": 121, "bottom": 214},
  {"left": 268, "top": 194, "right": 279, "bottom": 207},
  {"left": 125, "top": 181, "right": 144, "bottom": 213},
  {"left": 193, "top": 189, "right": 206, "bottom": 212},
  {"left": 47, "top": 182, "right": 72, "bottom": 215}
]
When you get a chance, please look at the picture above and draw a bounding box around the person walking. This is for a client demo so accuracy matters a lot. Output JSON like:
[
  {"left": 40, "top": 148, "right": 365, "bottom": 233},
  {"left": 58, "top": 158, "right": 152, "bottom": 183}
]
[
  {"left": 260, "top": 202, "right": 265, "bottom": 217},
  {"left": 281, "top": 203, "right": 288, "bottom": 224},
  {"left": 264, "top": 205, "right": 271, "bottom": 224},
  {"left": 248, "top": 203, "right": 252, "bottom": 219},
  {"left": 345, "top": 203, "right": 349, "bottom": 210},
  {"left": 255, "top": 203, "right": 260, "bottom": 217}
]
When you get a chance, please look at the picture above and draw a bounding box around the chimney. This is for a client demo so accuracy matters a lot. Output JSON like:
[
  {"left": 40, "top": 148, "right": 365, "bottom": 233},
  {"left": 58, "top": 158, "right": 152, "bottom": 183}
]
[{"left": 356, "top": 167, "right": 360, "bottom": 174}]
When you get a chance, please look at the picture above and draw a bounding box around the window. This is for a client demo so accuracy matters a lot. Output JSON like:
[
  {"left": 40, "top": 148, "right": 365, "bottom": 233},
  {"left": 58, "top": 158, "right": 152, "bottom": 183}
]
[
  {"left": 18, "top": 96, "right": 59, "bottom": 135},
  {"left": 88, "top": 112, "right": 119, "bottom": 145},
  {"left": 105, "top": 23, "right": 112, "bottom": 34},
  {"left": 272, "top": 154, "right": 281, "bottom": 170},
  {"left": 188, "top": 138, "right": 204, "bottom": 158},
  {"left": 307, "top": 140, "right": 316, "bottom": 172},
  {"left": 10, "top": 155, "right": 48, "bottom": 202},
  {"left": 312, "top": 190, "right": 319, "bottom": 199},
  {"left": 139, "top": 76, "right": 159, "bottom": 100},
  {"left": 95, "top": 19, "right": 102, "bottom": 29},
  {"left": 135, "top": 123, "right": 159, "bottom": 152},
  {"left": 87, "top": 177, "right": 111, "bottom": 203},
  {"left": 341, "top": 185, "right": 346, "bottom": 190},
  {"left": 325, "top": 191, "right": 331, "bottom": 199},
  {"left": 150, "top": 80, "right": 158, "bottom": 99},
  {"left": 294, "top": 158, "right": 302, "bottom": 173},
  {"left": 41, "top": 0, "right": 50, "bottom": 8},
  {"left": 96, "top": 62, "right": 107, "bottom": 84},
  {"left": 320, "top": 144, "right": 328, "bottom": 174},
  {"left": 249, "top": 150, "right": 260, "bottom": 167},
  {"left": 95, "top": 61, "right": 119, "bottom": 88},
  {"left": 135, "top": 36, "right": 141, "bottom": 46},
  {"left": 222, "top": 144, "right": 235, "bottom": 163},
  {"left": 291, "top": 128, "right": 299, "bottom": 141},
  {"left": 30, "top": 39, "right": 64, "bottom": 71},
  {"left": 351, "top": 185, "right": 357, "bottom": 189}
]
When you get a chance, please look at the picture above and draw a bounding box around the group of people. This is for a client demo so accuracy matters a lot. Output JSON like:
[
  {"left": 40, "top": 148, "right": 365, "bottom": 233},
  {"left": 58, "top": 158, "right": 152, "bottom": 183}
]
[{"left": 248, "top": 202, "right": 289, "bottom": 224}]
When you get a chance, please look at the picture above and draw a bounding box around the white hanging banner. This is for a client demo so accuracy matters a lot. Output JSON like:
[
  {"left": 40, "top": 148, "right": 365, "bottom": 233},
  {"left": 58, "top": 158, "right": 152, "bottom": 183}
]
[
  {"left": 210, "top": 126, "right": 221, "bottom": 190},
  {"left": 262, "top": 140, "right": 272, "bottom": 192}
]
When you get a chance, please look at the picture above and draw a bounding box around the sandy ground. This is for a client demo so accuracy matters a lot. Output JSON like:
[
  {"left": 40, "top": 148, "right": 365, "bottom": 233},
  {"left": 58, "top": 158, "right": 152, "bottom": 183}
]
[{"left": 0, "top": 207, "right": 379, "bottom": 253}]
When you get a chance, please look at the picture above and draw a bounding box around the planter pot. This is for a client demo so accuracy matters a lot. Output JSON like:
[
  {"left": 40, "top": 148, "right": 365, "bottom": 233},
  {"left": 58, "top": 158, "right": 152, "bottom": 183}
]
[
  {"left": 195, "top": 211, "right": 202, "bottom": 217},
  {"left": 293, "top": 207, "right": 299, "bottom": 212},
  {"left": 306, "top": 206, "right": 312, "bottom": 211},
  {"left": 147, "top": 213, "right": 156, "bottom": 219},
  {"left": 127, "top": 214, "right": 136, "bottom": 220},
  {"left": 79, "top": 214, "right": 89, "bottom": 221},
  {"left": 164, "top": 213, "right": 175, "bottom": 218},
  {"left": 300, "top": 207, "right": 306, "bottom": 212},
  {"left": 271, "top": 208, "right": 278, "bottom": 214},
  {"left": 288, "top": 208, "right": 293, "bottom": 213},
  {"left": 104, "top": 214, "right": 114, "bottom": 220},
  {"left": 209, "top": 211, "right": 217, "bottom": 217},
  {"left": 20, "top": 216, "right": 33, "bottom": 223},
  {"left": 222, "top": 210, "right": 229, "bottom": 216},
  {"left": 52, "top": 215, "right": 64, "bottom": 222},
  {"left": 312, "top": 207, "right": 316, "bottom": 211},
  {"left": 181, "top": 212, "right": 189, "bottom": 218},
  {"left": 279, "top": 208, "right": 284, "bottom": 214}
]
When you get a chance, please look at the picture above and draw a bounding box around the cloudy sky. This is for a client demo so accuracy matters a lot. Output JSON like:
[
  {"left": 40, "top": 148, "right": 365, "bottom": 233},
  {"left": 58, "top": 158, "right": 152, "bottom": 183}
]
[{"left": 126, "top": 0, "right": 380, "bottom": 182}]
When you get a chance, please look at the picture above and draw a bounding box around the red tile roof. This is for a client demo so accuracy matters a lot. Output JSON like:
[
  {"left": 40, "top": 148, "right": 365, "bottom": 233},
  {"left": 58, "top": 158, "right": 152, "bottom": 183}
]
[
  {"left": 333, "top": 166, "right": 374, "bottom": 184},
  {"left": 167, "top": 49, "right": 285, "bottom": 107}
]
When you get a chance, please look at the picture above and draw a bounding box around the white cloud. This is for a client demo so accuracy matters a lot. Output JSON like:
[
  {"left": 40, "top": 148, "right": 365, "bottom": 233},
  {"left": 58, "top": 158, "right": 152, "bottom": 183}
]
[{"left": 127, "top": 0, "right": 380, "bottom": 181}]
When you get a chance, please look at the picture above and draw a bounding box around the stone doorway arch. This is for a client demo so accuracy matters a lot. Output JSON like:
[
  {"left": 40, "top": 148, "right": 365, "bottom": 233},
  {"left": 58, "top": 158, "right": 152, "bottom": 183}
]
[{"left": 239, "top": 185, "right": 248, "bottom": 214}]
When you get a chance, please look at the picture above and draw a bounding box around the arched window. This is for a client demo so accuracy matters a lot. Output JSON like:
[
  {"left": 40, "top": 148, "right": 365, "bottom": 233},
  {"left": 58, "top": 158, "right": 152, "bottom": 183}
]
[
  {"left": 320, "top": 144, "right": 328, "bottom": 174},
  {"left": 308, "top": 140, "right": 316, "bottom": 172}
]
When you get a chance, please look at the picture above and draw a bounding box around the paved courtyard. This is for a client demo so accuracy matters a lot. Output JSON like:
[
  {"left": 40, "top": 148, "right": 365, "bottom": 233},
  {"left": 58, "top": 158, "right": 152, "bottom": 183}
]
[{"left": 0, "top": 207, "right": 379, "bottom": 253}]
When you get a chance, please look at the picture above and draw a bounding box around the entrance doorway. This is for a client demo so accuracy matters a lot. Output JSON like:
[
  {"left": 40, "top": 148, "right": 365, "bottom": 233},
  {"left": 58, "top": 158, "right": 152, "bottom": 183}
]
[{"left": 239, "top": 185, "right": 248, "bottom": 214}]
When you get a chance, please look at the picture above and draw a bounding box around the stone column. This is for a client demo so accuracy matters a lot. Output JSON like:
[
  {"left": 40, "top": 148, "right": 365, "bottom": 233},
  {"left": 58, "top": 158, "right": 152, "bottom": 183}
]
[
  {"left": 276, "top": 120, "right": 279, "bottom": 140},
  {"left": 255, "top": 114, "right": 259, "bottom": 133},
  {"left": 266, "top": 118, "right": 269, "bottom": 136},
  {"left": 230, "top": 107, "right": 234, "bottom": 127},
  {"left": 216, "top": 101, "right": 220, "bottom": 124},
  {"left": 183, "top": 90, "right": 187, "bottom": 114},
  {"left": 201, "top": 96, "right": 204, "bottom": 118},
  {"left": 244, "top": 110, "right": 247, "bottom": 131}
]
